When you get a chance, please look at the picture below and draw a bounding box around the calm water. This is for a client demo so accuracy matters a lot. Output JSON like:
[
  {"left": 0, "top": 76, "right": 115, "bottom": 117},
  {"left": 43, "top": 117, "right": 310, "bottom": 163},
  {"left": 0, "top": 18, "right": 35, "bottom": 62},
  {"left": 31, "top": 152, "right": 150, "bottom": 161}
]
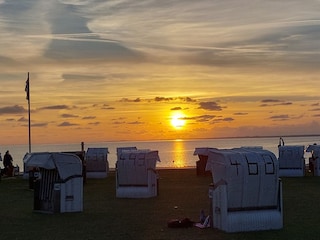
[{"left": 1, "top": 136, "right": 319, "bottom": 170}]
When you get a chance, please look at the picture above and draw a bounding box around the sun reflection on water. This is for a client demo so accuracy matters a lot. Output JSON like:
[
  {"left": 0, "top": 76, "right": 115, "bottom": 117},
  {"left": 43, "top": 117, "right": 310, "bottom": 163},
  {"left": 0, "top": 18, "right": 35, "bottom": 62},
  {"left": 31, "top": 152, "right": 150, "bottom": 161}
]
[{"left": 172, "top": 139, "right": 186, "bottom": 168}]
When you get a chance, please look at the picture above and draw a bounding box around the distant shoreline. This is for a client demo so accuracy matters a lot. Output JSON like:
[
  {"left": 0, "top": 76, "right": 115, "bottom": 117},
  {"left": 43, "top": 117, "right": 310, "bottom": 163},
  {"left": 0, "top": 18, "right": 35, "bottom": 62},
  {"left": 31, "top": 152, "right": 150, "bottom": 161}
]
[{"left": 4, "top": 134, "right": 320, "bottom": 146}]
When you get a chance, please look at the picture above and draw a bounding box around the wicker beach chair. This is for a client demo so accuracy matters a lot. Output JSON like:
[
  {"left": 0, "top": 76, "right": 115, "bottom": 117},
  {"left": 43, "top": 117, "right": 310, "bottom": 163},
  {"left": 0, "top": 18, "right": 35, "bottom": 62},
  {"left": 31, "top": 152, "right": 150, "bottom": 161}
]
[
  {"left": 206, "top": 148, "right": 283, "bottom": 232},
  {"left": 116, "top": 148, "right": 160, "bottom": 198},
  {"left": 278, "top": 145, "right": 305, "bottom": 177}
]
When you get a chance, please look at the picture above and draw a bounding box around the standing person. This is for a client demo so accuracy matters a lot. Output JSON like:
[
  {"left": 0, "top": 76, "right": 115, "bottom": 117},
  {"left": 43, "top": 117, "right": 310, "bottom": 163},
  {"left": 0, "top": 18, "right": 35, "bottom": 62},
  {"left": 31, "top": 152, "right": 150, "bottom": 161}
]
[{"left": 3, "top": 150, "right": 14, "bottom": 177}]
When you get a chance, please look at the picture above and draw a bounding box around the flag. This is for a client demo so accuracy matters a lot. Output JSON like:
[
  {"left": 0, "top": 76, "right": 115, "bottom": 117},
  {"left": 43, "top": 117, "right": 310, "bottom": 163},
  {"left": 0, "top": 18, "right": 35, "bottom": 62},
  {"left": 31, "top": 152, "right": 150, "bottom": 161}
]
[{"left": 25, "top": 73, "right": 29, "bottom": 100}]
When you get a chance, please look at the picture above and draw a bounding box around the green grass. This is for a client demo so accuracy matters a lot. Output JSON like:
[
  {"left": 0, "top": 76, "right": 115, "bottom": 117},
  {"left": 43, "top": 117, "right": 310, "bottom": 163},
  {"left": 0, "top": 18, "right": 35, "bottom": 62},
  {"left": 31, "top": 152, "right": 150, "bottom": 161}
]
[{"left": 1, "top": 169, "right": 320, "bottom": 240}]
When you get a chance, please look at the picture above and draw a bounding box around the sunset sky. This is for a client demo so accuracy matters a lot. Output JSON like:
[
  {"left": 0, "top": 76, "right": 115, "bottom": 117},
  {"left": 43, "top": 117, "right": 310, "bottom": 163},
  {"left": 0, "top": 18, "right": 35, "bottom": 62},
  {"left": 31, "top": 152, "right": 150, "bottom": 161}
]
[{"left": 1, "top": 0, "right": 320, "bottom": 145}]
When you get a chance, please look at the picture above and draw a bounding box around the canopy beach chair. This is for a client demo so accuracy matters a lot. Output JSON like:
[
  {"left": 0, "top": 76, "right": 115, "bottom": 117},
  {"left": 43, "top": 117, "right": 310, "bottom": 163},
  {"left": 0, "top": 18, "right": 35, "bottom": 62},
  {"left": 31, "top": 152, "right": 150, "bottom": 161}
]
[
  {"left": 116, "top": 148, "right": 160, "bottom": 198},
  {"left": 24, "top": 152, "right": 83, "bottom": 213},
  {"left": 85, "top": 148, "right": 109, "bottom": 178},
  {"left": 278, "top": 145, "right": 305, "bottom": 177},
  {"left": 205, "top": 147, "right": 283, "bottom": 232}
]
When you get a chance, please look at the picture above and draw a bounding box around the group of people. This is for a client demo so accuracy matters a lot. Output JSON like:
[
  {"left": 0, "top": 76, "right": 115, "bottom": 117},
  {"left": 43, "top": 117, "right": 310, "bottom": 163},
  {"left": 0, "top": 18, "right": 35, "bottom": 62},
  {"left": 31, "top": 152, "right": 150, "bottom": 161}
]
[{"left": 0, "top": 150, "right": 15, "bottom": 177}]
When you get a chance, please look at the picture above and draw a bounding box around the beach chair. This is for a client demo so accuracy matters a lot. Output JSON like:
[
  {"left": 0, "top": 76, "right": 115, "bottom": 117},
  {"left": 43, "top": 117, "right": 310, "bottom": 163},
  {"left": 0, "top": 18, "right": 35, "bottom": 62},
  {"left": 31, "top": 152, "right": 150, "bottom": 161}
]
[
  {"left": 25, "top": 152, "right": 83, "bottom": 213},
  {"left": 278, "top": 145, "right": 305, "bottom": 177},
  {"left": 116, "top": 149, "right": 160, "bottom": 198},
  {"left": 206, "top": 148, "right": 283, "bottom": 232},
  {"left": 85, "top": 148, "right": 109, "bottom": 178},
  {"left": 193, "top": 148, "right": 215, "bottom": 176},
  {"left": 306, "top": 144, "right": 320, "bottom": 176}
]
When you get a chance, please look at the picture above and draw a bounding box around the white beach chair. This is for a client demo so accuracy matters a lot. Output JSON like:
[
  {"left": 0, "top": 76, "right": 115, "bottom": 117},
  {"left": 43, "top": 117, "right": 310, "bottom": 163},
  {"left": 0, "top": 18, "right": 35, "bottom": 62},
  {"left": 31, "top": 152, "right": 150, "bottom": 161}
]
[
  {"left": 116, "top": 149, "right": 160, "bottom": 198},
  {"left": 85, "top": 148, "right": 109, "bottom": 178},
  {"left": 206, "top": 148, "right": 283, "bottom": 232},
  {"left": 278, "top": 145, "right": 305, "bottom": 177},
  {"left": 25, "top": 152, "right": 83, "bottom": 213}
]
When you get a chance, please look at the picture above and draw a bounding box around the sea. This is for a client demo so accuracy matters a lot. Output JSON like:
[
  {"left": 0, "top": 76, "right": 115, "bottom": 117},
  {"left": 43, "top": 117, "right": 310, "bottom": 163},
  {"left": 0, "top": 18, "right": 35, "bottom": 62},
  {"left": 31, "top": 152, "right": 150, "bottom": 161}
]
[{"left": 1, "top": 135, "right": 320, "bottom": 171}]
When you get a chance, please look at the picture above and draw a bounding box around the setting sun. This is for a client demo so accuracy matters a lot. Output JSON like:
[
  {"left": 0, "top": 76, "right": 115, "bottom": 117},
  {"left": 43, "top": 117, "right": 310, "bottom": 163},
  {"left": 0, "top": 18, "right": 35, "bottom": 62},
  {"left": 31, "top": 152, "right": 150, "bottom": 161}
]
[{"left": 170, "top": 113, "right": 186, "bottom": 129}]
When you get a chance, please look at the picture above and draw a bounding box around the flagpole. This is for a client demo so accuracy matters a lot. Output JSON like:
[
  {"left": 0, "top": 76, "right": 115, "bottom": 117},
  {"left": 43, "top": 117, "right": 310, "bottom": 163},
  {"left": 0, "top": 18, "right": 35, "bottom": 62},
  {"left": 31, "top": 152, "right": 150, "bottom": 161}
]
[{"left": 26, "top": 72, "right": 31, "bottom": 153}]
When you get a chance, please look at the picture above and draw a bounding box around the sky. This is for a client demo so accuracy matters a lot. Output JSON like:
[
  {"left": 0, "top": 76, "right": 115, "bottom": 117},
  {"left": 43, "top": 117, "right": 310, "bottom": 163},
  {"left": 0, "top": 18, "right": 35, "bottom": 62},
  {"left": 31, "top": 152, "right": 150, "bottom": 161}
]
[{"left": 1, "top": 0, "right": 320, "bottom": 145}]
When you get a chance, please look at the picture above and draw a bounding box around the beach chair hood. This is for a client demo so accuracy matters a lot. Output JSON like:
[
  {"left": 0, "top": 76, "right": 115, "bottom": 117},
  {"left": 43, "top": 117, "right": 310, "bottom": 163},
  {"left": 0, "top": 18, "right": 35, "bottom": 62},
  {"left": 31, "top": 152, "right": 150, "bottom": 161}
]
[{"left": 24, "top": 152, "right": 82, "bottom": 181}]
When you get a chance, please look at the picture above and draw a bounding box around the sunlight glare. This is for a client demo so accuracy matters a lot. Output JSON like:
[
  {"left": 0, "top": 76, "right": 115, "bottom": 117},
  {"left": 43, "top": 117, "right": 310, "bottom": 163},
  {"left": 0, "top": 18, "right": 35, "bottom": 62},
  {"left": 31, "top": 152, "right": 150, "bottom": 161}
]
[{"left": 171, "top": 113, "right": 186, "bottom": 129}]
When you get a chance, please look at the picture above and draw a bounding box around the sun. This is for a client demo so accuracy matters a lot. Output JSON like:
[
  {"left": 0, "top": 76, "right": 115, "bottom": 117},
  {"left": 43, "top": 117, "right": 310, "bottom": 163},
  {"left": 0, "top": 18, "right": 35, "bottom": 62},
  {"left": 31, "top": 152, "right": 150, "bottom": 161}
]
[{"left": 170, "top": 113, "right": 186, "bottom": 129}]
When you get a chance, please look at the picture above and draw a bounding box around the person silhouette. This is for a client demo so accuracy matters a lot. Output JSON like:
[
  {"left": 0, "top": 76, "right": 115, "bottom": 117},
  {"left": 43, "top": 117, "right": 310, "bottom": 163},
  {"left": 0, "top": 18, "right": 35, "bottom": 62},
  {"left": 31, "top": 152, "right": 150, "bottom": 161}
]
[{"left": 3, "top": 150, "right": 14, "bottom": 177}]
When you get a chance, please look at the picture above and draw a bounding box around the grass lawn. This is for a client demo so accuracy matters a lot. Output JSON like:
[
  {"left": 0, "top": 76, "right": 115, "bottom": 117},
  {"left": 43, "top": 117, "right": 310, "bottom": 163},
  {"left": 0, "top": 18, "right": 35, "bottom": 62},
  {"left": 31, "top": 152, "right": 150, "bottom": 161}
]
[{"left": 1, "top": 169, "right": 320, "bottom": 240}]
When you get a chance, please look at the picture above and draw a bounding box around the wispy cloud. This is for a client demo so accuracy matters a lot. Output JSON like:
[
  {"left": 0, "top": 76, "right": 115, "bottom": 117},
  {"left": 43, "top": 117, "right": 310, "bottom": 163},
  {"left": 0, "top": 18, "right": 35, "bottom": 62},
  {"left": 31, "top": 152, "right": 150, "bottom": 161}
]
[
  {"left": 260, "top": 99, "right": 293, "bottom": 107},
  {"left": 2, "top": 0, "right": 320, "bottom": 67},
  {"left": 183, "top": 115, "right": 216, "bottom": 122},
  {"left": 40, "top": 105, "right": 70, "bottom": 110},
  {"left": 198, "top": 102, "right": 224, "bottom": 111},
  {"left": 61, "top": 113, "right": 79, "bottom": 118},
  {"left": 58, "top": 121, "right": 79, "bottom": 126},
  {"left": 0, "top": 105, "right": 26, "bottom": 115},
  {"left": 269, "top": 114, "right": 290, "bottom": 121},
  {"left": 82, "top": 116, "right": 96, "bottom": 120},
  {"left": 212, "top": 117, "right": 235, "bottom": 123}
]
